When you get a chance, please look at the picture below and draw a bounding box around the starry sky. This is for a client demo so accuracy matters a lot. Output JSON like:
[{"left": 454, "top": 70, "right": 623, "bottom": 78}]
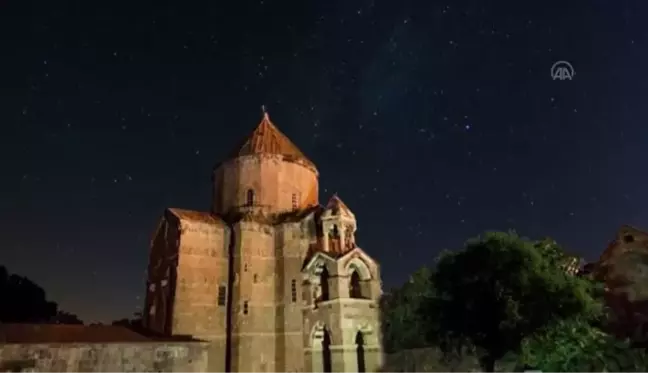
[{"left": 1, "top": 0, "right": 647, "bottom": 323}]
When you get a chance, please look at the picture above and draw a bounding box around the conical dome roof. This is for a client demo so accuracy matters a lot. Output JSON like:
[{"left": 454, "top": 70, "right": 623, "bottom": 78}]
[{"left": 227, "top": 110, "right": 316, "bottom": 170}]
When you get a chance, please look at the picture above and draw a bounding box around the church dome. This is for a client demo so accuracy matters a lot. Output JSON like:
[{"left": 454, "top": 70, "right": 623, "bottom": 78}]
[
  {"left": 224, "top": 110, "right": 317, "bottom": 173},
  {"left": 211, "top": 109, "right": 319, "bottom": 216}
]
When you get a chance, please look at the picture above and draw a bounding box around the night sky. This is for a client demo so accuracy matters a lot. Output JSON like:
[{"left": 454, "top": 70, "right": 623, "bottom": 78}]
[{"left": 1, "top": 0, "right": 647, "bottom": 323}]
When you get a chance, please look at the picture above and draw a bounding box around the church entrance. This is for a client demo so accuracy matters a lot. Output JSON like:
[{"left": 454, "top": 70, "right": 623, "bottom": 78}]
[
  {"left": 322, "top": 330, "right": 332, "bottom": 373},
  {"left": 355, "top": 331, "right": 366, "bottom": 373}
]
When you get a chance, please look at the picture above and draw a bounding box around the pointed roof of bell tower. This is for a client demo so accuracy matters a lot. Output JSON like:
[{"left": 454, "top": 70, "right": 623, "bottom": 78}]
[
  {"left": 324, "top": 193, "right": 355, "bottom": 219},
  {"left": 226, "top": 106, "right": 316, "bottom": 170}
]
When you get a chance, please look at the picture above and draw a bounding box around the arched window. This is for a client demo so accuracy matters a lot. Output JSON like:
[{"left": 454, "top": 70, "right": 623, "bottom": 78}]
[
  {"left": 331, "top": 225, "right": 339, "bottom": 238},
  {"left": 246, "top": 189, "right": 255, "bottom": 206},
  {"left": 243, "top": 301, "right": 249, "bottom": 315},
  {"left": 320, "top": 267, "right": 330, "bottom": 301},
  {"left": 349, "top": 271, "right": 362, "bottom": 298}
]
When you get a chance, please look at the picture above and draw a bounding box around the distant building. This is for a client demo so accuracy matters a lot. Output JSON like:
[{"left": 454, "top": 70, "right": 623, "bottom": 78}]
[
  {"left": 144, "top": 110, "right": 384, "bottom": 372},
  {"left": 592, "top": 225, "right": 648, "bottom": 342},
  {"left": 562, "top": 256, "right": 583, "bottom": 276}
]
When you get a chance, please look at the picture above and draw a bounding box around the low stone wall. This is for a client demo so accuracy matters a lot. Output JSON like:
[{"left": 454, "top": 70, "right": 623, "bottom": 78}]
[
  {"left": 381, "top": 347, "right": 517, "bottom": 372},
  {"left": 0, "top": 341, "right": 209, "bottom": 372}
]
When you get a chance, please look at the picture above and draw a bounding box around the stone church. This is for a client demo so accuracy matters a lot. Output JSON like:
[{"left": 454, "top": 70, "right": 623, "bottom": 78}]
[{"left": 144, "top": 110, "right": 385, "bottom": 372}]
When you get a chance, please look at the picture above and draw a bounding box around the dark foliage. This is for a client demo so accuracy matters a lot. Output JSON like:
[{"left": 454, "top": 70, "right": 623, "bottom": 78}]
[
  {"left": 520, "top": 317, "right": 648, "bottom": 371},
  {"left": 0, "top": 265, "right": 83, "bottom": 324},
  {"left": 379, "top": 231, "right": 648, "bottom": 372},
  {"left": 53, "top": 310, "right": 84, "bottom": 325},
  {"left": 424, "top": 232, "right": 602, "bottom": 371},
  {"left": 380, "top": 266, "right": 436, "bottom": 352}
]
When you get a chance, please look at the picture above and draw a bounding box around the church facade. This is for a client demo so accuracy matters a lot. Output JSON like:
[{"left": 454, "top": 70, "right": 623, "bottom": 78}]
[{"left": 144, "top": 111, "right": 385, "bottom": 372}]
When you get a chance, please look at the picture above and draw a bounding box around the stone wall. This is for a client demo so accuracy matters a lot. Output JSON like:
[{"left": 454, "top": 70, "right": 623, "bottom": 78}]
[
  {"left": 0, "top": 341, "right": 209, "bottom": 372},
  {"left": 381, "top": 347, "right": 517, "bottom": 372}
]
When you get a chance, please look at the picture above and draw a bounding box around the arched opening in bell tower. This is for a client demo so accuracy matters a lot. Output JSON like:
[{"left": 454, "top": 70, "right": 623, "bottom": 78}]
[
  {"left": 344, "top": 227, "right": 355, "bottom": 250},
  {"left": 319, "top": 267, "right": 330, "bottom": 301},
  {"left": 349, "top": 270, "right": 362, "bottom": 299},
  {"left": 328, "top": 225, "right": 341, "bottom": 253},
  {"left": 355, "top": 331, "right": 366, "bottom": 373}
]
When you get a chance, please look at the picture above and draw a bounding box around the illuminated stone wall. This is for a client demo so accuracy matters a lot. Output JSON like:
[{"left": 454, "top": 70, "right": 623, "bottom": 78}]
[{"left": 0, "top": 341, "right": 209, "bottom": 372}]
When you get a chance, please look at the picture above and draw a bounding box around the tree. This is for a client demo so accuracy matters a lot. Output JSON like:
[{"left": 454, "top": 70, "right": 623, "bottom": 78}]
[
  {"left": 53, "top": 310, "right": 84, "bottom": 325},
  {"left": 427, "top": 231, "right": 602, "bottom": 371},
  {"left": 381, "top": 266, "right": 436, "bottom": 352},
  {"left": 0, "top": 265, "right": 83, "bottom": 324},
  {"left": 519, "top": 317, "right": 648, "bottom": 371},
  {"left": 112, "top": 311, "right": 144, "bottom": 332}
]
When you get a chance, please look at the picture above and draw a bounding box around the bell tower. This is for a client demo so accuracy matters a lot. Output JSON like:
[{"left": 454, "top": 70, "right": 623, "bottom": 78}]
[
  {"left": 321, "top": 194, "right": 357, "bottom": 255},
  {"left": 301, "top": 194, "right": 384, "bottom": 372}
]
